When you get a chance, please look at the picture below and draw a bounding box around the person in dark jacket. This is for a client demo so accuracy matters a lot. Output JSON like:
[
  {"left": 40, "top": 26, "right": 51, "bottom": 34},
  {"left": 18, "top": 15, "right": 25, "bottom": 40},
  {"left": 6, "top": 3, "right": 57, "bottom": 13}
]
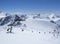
[{"left": 7, "top": 25, "right": 13, "bottom": 33}]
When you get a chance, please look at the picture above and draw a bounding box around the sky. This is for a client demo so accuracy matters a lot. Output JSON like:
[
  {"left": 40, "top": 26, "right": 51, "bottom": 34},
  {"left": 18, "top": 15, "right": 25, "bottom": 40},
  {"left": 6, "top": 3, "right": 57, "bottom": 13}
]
[{"left": 0, "top": 0, "right": 60, "bottom": 13}]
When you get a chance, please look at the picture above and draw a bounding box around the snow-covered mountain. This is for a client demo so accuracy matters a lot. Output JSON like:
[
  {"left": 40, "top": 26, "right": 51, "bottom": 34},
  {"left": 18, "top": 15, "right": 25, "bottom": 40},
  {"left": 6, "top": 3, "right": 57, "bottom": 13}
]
[
  {"left": 0, "top": 12, "right": 27, "bottom": 26},
  {"left": 0, "top": 12, "right": 60, "bottom": 44},
  {"left": 0, "top": 12, "right": 60, "bottom": 31},
  {"left": 0, "top": 12, "right": 60, "bottom": 32}
]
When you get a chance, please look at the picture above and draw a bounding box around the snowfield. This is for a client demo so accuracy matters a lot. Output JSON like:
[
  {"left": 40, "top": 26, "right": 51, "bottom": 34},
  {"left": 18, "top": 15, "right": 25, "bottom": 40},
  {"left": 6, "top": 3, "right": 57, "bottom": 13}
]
[
  {"left": 0, "top": 26, "right": 60, "bottom": 44},
  {"left": 0, "top": 12, "right": 60, "bottom": 44}
]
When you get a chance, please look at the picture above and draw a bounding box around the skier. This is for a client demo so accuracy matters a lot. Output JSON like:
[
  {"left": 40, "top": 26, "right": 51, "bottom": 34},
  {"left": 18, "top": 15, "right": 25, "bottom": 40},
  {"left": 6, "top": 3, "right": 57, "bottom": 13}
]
[{"left": 7, "top": 26, "right": 13, "bottom": 33}]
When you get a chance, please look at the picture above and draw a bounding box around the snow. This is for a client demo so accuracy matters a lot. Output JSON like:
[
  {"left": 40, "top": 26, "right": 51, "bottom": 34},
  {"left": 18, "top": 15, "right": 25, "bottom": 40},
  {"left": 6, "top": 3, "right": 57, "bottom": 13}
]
[
  {"left": 0, "top": 27, "right": 60, "bottom": 44},
  {"left": 0, "top": 12, "right": 6, "bottom": 18},
  {"left": 0, "top": 13, "right": 60, "bottom": 44}
]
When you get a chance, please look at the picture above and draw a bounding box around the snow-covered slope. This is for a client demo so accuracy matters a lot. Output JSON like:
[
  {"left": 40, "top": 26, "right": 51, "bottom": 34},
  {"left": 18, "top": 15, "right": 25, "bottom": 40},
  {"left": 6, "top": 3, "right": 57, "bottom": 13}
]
[
  {"left": 0, "top": 12, "right": 60, "bottom": 44},
  {"left": 0, "top": 25, "right": 60, "bottom": 44}
]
